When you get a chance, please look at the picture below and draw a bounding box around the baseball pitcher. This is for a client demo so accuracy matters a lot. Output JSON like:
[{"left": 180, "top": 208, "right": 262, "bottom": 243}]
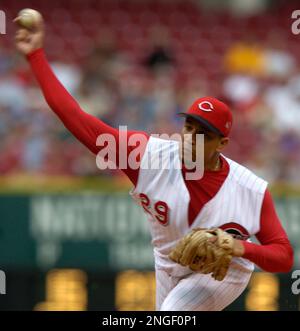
[{"left": 14, "top": 12, "right": 293, "bottom": 311}]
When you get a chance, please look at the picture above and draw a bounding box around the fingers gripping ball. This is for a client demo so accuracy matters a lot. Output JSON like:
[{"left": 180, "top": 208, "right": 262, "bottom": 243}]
[
  {"left": 169, "top": 228, "right": 234, "bottom": 281},
  {"left": 15, "top": 9, "right": 42, "bottom": 30}
]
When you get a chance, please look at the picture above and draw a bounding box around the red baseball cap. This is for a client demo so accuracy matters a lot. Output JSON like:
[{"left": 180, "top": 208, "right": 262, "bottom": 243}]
[{"left": 178, "top": 97, "right": 233, "bottom": 137}]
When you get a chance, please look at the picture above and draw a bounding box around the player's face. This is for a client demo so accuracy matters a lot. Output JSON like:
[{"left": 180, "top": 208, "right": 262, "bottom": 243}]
[{"left": 181, "top": 117, "right": 229, "bottom": 166}]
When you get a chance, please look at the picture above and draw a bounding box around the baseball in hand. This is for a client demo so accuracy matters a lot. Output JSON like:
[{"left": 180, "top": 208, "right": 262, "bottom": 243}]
[{"left": 14, "top": 9, "right": 42, "bottom": 30}]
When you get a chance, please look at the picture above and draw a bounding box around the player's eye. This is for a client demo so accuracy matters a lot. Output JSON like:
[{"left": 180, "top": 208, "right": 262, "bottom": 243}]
[{"left": 184, "top": 124, "right": 193, "bottom": 132}]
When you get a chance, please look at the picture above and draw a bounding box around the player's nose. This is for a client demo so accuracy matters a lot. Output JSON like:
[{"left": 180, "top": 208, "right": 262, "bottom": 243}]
[{"left": 191, "top": 129, "right": 198, "bottom": 142}]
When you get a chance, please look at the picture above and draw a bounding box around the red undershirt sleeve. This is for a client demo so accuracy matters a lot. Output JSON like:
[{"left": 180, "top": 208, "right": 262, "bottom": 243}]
[
  {"left": 27, "top": 48, "right": 149, "bottom": 186},
  {"left": 242, "top": 189, "right": 294, "bottom": 272}
]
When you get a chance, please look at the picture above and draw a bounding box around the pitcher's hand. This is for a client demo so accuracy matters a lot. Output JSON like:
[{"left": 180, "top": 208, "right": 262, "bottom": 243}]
[{"left": 14, "top": 13, "right": 44, "bottom": 56}]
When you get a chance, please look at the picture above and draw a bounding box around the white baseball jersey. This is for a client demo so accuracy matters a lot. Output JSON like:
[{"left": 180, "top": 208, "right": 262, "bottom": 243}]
[{"left": 130, "top": 136, "right": 268, "bottom": 310}]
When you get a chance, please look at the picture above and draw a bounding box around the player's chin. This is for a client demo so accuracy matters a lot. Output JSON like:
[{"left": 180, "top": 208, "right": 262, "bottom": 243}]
[{"left": 181, "top": 144, "right": 193, "bottom": 159}]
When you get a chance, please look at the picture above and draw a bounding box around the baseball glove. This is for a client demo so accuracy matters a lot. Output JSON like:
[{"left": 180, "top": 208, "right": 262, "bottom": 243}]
[{"left": 168, "top": 228, "right": 234, "bottom": 281}]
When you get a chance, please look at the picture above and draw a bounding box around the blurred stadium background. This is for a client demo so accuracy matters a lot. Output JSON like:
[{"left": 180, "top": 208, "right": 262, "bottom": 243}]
[{"left": 0, "top": 0, "right": 300, "bottom": 310}]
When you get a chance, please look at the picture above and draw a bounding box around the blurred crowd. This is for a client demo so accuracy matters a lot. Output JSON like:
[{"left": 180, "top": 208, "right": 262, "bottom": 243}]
[{"left": 1, "top": 0, "right": 300, "bottom": 183}]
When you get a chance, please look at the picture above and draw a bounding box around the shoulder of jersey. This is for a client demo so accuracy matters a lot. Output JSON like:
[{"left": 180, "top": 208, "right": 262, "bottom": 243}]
[
  {"left": 148, "top": 136, "right": 179, "bottom": 150},
  {"left": 224, "top": 156, "right": 268, "bottom": 194}
]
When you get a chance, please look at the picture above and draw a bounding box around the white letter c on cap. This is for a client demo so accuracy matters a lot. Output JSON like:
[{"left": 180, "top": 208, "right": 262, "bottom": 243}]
[{"left": 198, "top": 101, "right": 214, "bottom": 112}]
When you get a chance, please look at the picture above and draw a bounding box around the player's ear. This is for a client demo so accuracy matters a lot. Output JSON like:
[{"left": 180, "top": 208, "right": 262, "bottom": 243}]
[{"left": 216, "top": 137, "right": 229, "bottom": 152}]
